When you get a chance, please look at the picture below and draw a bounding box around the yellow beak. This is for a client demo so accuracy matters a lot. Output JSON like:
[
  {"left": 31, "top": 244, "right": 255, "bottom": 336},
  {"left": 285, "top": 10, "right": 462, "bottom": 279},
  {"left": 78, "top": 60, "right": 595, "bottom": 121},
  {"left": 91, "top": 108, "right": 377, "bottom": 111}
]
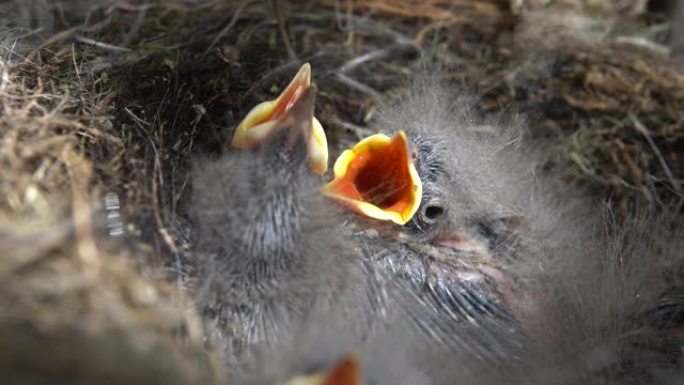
[
  {"left": 231, "top": 63, "right": 328, "bottom": 175},
  {"left": 322, "top": 131, "right": 422, "bottom": 225},
  {"left": 282, "top": 356, "right": 360, "bottom": 385}
]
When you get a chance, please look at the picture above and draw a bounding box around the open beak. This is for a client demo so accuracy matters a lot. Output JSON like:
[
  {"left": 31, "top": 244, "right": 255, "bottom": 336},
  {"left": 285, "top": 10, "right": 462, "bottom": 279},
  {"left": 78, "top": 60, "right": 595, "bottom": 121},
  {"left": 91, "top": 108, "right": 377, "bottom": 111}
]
[
  {"left": 322, "top": 131, "right": 422, "bottom": 225},
  {"left": 283, "top": 356, "right": 360, "bottom": 385},
  {"left": 231, "top": 63, "right": 328, "bottom": 175}
]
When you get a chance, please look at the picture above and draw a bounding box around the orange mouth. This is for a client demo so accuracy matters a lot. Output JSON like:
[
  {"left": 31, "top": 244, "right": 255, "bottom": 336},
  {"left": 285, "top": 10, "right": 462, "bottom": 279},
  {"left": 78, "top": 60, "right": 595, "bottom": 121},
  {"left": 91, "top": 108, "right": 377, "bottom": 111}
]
[
  {"left": 322, "top": 131, "right": 422, "bottom": 225},
  {"left": 282, "top": 355, "right": 360, "bottom": 385},
  {"left": 231, "top": 63, "right": 328, "bottom": 175},
  {"left": 322, "top": 356, "right": 360, "bottom": 385}
]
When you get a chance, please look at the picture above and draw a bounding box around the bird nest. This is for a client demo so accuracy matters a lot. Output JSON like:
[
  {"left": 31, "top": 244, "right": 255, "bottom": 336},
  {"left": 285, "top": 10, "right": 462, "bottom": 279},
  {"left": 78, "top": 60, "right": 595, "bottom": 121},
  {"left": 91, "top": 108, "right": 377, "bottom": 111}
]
[{"left": 1, "top": 0, "right": 682, "bottom": 383}]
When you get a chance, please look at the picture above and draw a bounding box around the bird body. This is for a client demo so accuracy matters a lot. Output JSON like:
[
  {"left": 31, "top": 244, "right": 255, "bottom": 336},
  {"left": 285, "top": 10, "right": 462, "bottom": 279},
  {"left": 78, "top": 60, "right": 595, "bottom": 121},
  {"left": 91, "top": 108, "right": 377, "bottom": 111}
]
[{"left": 188, "top": 86, "right": 369, "bottom": 363}]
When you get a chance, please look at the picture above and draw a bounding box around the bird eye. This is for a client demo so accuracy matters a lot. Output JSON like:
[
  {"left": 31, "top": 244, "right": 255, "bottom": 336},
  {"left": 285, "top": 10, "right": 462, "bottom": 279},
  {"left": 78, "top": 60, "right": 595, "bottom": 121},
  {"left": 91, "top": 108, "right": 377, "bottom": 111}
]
[{"left": 421, "top": 202, "right": 445, "bottom": 224}]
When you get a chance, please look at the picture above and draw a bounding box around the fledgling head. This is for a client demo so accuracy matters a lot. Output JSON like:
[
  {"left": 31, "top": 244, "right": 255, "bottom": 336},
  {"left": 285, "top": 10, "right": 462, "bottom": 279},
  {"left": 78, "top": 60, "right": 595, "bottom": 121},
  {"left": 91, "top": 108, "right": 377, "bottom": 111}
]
[
  {"left": 321, "top": 71, "right": 548, "bottom": 366},
  {"left": 232, "top": 63, "right": 329, "bottom": 175},
  {"left": 189, "top": 86, "right": 367, "bottom": 361},
  {"left": 323, "top": 69, "right": 684, "bottom": 384},
  {"left": 194, "top": 86, "right": 320, "bottom": 258},
  {"left": 323, "top": 69, "right": 549, "bottom": 262}
]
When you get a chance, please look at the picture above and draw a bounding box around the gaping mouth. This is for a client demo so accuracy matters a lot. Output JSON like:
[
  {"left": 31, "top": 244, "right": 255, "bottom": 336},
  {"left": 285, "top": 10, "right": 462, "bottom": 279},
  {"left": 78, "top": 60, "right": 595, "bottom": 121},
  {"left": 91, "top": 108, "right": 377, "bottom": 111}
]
[
  {"left": 282, "top": 355, "right": 360, "bottom": 385},
  {"left": 322, "top": 131, "right": 422, "bottom": 225},
  {"left": 231, "top": 63, "right": 328, "bottom": 175}
]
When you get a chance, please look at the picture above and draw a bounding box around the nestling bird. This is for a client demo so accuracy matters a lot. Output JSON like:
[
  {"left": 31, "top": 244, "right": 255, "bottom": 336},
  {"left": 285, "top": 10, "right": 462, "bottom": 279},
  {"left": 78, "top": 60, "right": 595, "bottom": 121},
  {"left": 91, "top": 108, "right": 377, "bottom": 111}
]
[
  {"left": 322, "top": 72, "right": 684, "bottom": 384},
  {"left": 190, "top": 64, "right": 684, "bottom": 384},
  {"left": 188, "top": 83, "right": 372, "bottom": 365},
  {"left": 322, "top": 76, "right": 532, "bottom": 366}
]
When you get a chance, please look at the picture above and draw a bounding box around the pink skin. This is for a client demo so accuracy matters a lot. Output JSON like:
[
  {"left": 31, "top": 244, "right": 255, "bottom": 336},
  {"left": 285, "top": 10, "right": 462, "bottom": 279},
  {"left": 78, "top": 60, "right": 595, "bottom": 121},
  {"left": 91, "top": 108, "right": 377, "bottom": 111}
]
[{"left": 433, "top": 233, "right": 541, "bottom": 333}]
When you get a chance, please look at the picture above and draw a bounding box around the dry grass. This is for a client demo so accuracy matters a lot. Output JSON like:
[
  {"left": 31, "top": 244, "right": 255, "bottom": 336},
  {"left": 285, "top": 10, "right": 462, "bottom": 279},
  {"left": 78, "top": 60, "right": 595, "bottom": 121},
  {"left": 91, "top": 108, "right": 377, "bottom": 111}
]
[
  {"left": 0, "top": 0, "right": 682, "bottom": 383},
  {"left": 0, "top": 7, "right": 223, "bottom": 383}
]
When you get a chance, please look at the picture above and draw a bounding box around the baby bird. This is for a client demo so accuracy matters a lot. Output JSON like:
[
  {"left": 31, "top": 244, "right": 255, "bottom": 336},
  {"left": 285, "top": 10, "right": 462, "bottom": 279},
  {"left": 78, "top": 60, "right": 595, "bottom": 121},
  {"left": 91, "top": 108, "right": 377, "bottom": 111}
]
[
  {"left": 322, "top": 72, "right": 684, "bottom": 383},
  {"left": 188, "top": 85, "right": 368, "bottom": 363},
  {"left": 323, "top": 77, "right": 532, "bottom": 366},
  {"left": 189, "top": 65, "right": 684, "bottom": 384}
]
